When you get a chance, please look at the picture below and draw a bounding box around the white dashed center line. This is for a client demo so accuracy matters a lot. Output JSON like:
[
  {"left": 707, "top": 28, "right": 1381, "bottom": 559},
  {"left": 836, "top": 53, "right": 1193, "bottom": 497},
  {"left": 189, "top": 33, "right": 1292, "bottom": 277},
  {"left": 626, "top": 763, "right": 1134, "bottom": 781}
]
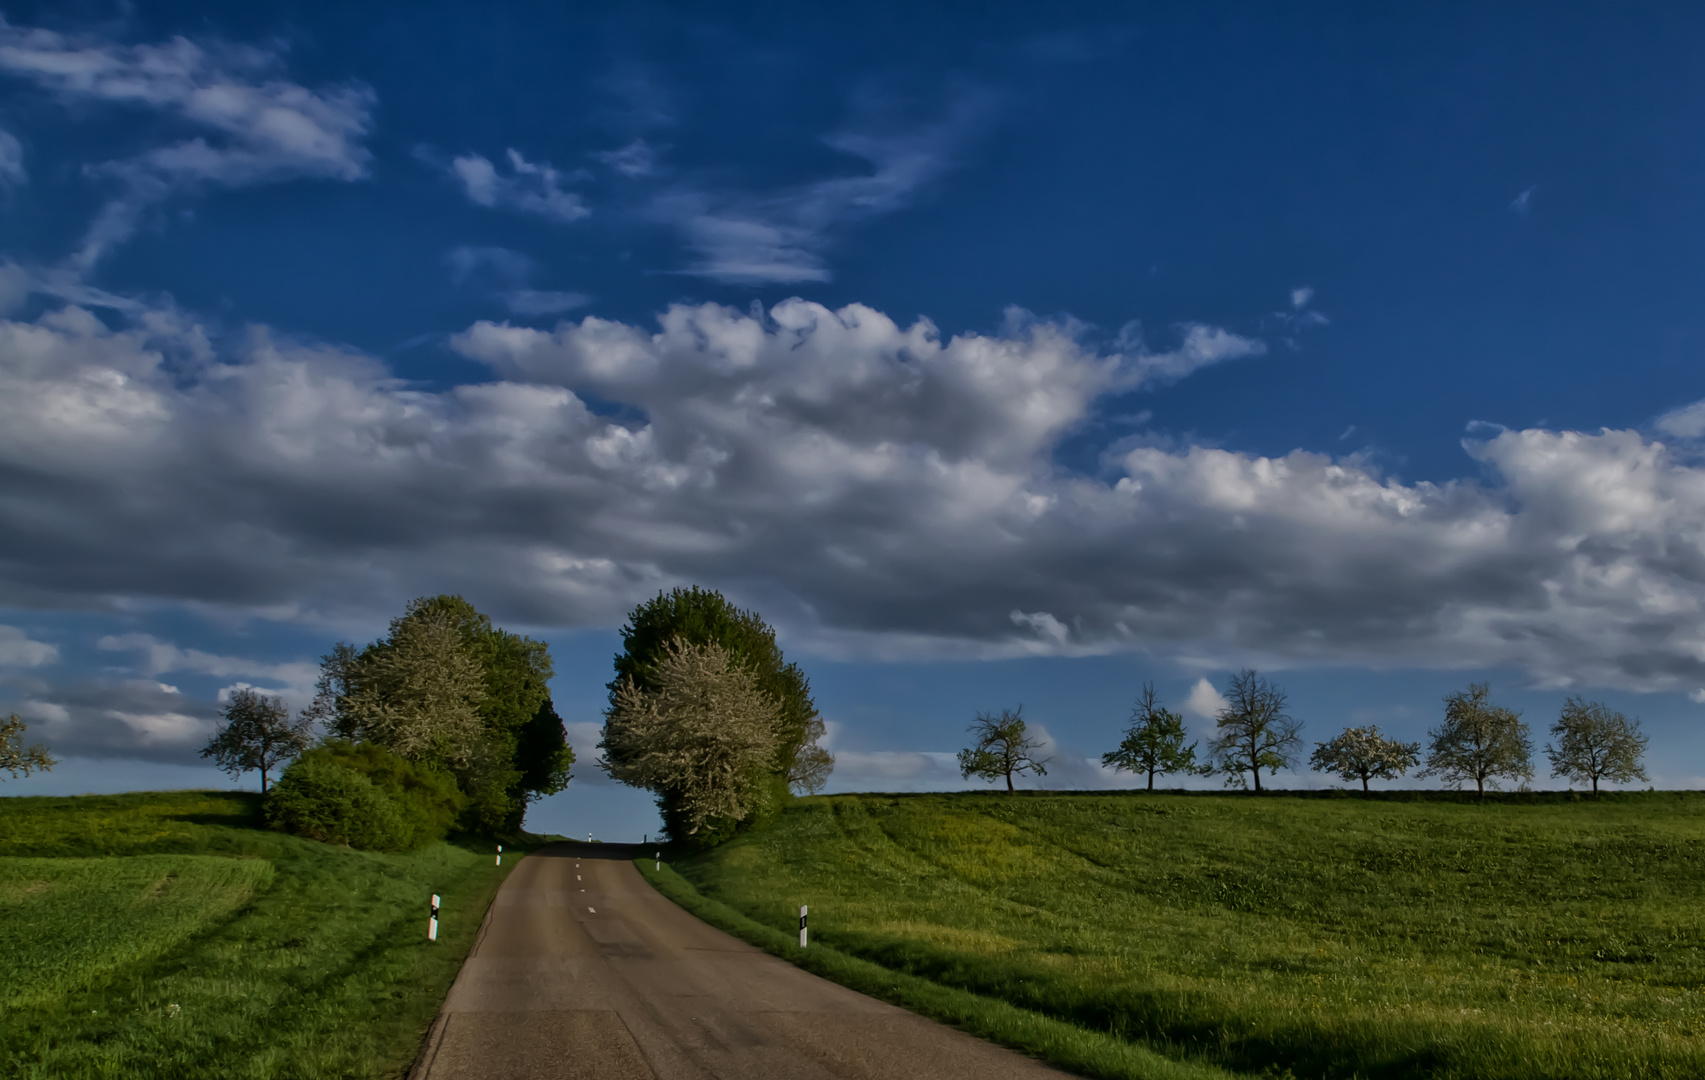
[{"left": 588, "top": 907, "right": 596, "bottom": 913}]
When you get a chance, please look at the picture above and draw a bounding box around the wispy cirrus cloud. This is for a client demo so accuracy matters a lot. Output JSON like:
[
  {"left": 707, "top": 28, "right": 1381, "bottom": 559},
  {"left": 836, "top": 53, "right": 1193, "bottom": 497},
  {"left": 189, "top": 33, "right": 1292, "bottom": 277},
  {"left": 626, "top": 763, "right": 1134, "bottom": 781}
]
[
  {"left": 651, "top": 87, "right": 998, "bottom": 284},
  {"left": 0, "top": 129, "right": 24, "bottom": 186},
  {"left": 446, "top": 148, "right": 589, "bottom": 223},
  {"left": 443, "top": 244, "right": 590, "bottom": 316},
  {"left": 0, "top": 17, "right": 375, "bottom": 270}
]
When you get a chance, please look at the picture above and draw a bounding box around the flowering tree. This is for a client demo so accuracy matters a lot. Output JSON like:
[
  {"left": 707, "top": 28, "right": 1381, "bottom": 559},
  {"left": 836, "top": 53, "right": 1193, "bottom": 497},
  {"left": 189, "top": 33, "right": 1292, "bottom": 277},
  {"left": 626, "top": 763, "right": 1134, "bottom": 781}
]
[
  {"left": 601, "top": 637, "right": 781, "bottom": 837},
  {"left": 1309, "top": 725, "right": 1420, "bottom": 792}
]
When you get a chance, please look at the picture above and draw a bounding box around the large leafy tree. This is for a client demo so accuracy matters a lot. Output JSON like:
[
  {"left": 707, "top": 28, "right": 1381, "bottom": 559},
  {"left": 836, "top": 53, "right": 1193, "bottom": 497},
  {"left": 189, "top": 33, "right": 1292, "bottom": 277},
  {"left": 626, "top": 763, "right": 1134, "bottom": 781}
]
[
  {"left": 1101, "top": 683, "right": 1200, "bottom": 791},
  {"left": 1309, "top": 725, "right": 1420, "bottom": 792},
  {"left": 1, "top": 714, "right": 55, "bottom": 779},
  {"left": 1419, "top": 683, "right": 1533, "bottom": 795},
  {"left": 1206, "top": 669, "right": 1303, "bottom": 792},
  {"left": 315, "top": 594, "right": 572, "bottom": 831},
  {"left": 608, "top": 587, "right": 827, "bottom": 836},
  {"left": 200, "top": 687, "right": 313, "bottom": 793},
  {"left": 958, "top": 706, "right": 1050, "bottom": 793},
  {"left": 1547, "top": 697, "right": 1648, "bottom": 794},
  {"left": 602, "top": 638, "right": 781, "bottom": 837}
]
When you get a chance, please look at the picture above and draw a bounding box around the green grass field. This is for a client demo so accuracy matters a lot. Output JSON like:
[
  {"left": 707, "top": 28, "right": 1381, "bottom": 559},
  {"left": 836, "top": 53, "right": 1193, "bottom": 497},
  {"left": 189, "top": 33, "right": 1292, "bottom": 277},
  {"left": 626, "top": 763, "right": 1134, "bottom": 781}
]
[
  {"left": 0, "top": 790, "right": 534, "bottom": 1079},
  {"left": 657, "top": 790, "right": 1705, "bottom": 1080}
]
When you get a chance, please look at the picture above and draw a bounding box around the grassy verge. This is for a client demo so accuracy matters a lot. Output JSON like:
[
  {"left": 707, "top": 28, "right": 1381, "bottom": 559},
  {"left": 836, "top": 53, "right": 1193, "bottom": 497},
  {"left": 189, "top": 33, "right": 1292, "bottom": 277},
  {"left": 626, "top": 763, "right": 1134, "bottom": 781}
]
[
  {"left": 638, "top": 856, "right": 1248, "bottom": 1080},
  {"left": 0, "top": 790, "right": 545, "bottom": 1079},
  {"left": 653, "top": 790, "right": 1705, "bottom": 1080}
]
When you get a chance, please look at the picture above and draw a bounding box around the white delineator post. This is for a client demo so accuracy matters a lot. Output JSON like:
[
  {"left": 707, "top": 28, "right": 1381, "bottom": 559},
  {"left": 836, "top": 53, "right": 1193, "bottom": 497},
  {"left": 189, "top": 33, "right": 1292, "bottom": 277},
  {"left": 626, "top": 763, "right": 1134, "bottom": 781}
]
[
  {"left": 799, "top": 904, "right": 808, "bottom": 949},
  {"left": 428, "top": 894, "right": 440, "bottom": 941},
  {"left": 655, "top": 851, "right": 661, "bottom": 871},
  {"left": 496, "top": 843, "right": 502, "bottom": 867}
]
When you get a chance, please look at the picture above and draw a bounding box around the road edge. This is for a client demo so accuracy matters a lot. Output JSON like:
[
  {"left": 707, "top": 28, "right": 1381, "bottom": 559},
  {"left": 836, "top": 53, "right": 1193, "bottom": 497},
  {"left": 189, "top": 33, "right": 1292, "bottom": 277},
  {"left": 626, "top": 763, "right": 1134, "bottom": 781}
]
[{"left": 634, "top": 858, "right": 1250, "bottom": 1080}]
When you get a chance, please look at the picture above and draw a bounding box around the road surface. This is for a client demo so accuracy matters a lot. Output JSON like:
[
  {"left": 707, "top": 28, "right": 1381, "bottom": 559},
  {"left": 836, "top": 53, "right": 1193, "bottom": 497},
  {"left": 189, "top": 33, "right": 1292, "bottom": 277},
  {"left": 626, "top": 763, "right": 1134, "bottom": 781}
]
[{"left": 411, "top": 842, "right": 1070, "bottom": 1079}]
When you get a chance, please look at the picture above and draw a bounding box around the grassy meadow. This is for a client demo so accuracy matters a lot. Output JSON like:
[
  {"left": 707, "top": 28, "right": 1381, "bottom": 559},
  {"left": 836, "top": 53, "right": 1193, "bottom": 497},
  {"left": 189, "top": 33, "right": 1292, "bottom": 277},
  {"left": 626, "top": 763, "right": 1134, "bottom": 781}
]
[
  {"left": 656, "top": 790, "right": 1705, "bottom": 1080},
  {"left": 0, "top": 790, "right": 531, "bottom": 1079}
]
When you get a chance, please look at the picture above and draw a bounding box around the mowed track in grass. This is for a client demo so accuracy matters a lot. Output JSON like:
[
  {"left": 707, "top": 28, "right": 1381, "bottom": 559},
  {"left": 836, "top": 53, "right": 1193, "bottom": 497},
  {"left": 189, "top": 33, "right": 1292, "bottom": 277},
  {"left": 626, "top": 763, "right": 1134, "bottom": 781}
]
[
  {"left": 0, "top": 791, "right": 532, "bottom": 1079},
  {"left": 668, "top": 791, "right": 1705, "bottom": 1080}
]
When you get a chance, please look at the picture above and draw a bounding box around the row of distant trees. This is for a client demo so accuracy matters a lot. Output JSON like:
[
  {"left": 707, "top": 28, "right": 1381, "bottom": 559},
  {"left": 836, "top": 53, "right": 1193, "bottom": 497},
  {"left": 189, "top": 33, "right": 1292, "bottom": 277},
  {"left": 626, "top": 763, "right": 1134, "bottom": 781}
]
[{"left": 959, "top": 671, "right": 1650, "bottom": 796}]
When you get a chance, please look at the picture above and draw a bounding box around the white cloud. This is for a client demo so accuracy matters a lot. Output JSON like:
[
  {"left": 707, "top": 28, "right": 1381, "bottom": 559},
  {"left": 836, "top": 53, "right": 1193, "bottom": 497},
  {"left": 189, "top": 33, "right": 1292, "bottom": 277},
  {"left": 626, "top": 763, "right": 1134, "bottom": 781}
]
[
  {"left": 96, "top": 634, "right": 315, "bottom": 697},
  {"left": 1119, "top": 322, "right": 1267, "bottom": 388},
  {"left": 593, "top": 138, "right": 658, "bottom": 178},
  {"left": 449, "top": 149, "right": 589, "bottom": 223},
  {"left": 0, "top": 128, "right": 23, "bottom": 185},
  {"left": 21, "top": 700, "right": 69, "bottom": 724},
  {"left": 1511, "top": 185, "right": 1537, "bottom": 216},
  {"left": 1656, "top": 400, "right": 1705, "bottom": 440},
  {"left": 442, "top": 246, "right": 590, "bottom": 318},
  {"left": 0, "top": 625, "right": 57, "bottom": 667},
  {"left": 654, "top": 88, "right": 995, "bottom": 284},
  {"left": 106, "top": 707, "right": 206, "bottom": 744},
  {"left": 1183, "top": 677, "right": 1228, "bottom": 720},
  {"left": 8, "top": 297, "right": 1705, "bottom": 697},
  {"left": 0, "top": 17, "right": 375, "bottom": 268},
  {"left": 1291, "top": 286, "right": 1314, "bottom": 309}
]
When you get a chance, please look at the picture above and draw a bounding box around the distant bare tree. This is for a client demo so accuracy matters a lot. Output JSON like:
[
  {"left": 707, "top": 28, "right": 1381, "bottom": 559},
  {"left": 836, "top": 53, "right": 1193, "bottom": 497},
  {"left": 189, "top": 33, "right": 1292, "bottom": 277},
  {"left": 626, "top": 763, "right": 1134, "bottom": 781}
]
[
  {"left": 1419, "top": 683, "right": 1532, "bottom": 796},
  {"left": 1309, "top": 725, "right": 1421, "bottom": 792},
  {"left": 1, "top": 713, "right": 55, "bottom": 779},
  {"left": 1206, "top": 670, "right": 1303, "bottom": 792},
  {"left": 600, "top": 637, "right": 781, "bottom": 835},
  {"left": 958, "top": 706, "right": 1051, "bottom": 793},
  {"left": 1547, "top": 697, "right": 1648, "bottom": 795},
  {"left": 1102, "top": 683, "right": 1201, "bottom": 791},
  {"left": 200, "top": 688, "right": 313, "bottom": 793}
]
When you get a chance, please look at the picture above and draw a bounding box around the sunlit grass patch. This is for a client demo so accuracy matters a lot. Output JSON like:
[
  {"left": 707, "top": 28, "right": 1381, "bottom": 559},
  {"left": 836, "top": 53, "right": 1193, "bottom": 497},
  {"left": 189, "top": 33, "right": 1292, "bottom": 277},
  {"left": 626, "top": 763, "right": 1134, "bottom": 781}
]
[
  {"left": 0, "top": 790, "right": 538, "bottom": 1079},
  {"left": 0, "top": 855, "right": 271, "bottom": 1009},
  {"left": 667, "top": 790, "right": 1705, "bottom": 1080}
]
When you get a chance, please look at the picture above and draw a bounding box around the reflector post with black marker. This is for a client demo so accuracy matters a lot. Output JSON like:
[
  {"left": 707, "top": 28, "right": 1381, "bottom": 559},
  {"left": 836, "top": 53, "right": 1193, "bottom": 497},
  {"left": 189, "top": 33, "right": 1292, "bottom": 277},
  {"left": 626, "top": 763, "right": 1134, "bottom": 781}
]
[
  {"left": 428, "top": 893, "right": 440, "bottom": 941},
  {"left": 799, "top": 904, "right": 808, "bottom": 948}
]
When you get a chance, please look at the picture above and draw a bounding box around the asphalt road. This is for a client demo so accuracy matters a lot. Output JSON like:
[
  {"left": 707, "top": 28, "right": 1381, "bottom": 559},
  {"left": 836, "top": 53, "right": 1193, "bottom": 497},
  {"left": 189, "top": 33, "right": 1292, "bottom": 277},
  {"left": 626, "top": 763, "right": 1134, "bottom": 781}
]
[{"left": 410, "top": 842, "right": 1070, "bottom": 1080}]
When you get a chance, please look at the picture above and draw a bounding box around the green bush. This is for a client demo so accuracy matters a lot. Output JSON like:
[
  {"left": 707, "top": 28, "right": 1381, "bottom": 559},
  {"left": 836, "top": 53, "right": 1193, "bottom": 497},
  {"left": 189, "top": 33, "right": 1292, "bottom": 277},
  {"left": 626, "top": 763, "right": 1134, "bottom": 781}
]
[{"left": 263, "top": 741, "right": 464, "bottom": 851}]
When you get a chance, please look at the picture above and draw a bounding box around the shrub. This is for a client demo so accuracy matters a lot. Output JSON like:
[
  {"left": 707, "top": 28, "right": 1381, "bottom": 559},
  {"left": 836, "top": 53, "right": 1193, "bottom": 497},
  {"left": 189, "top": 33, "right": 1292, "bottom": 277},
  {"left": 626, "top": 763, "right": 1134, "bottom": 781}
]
[{"left": 264, "top": 741, "right": 465, "bottom": 852}]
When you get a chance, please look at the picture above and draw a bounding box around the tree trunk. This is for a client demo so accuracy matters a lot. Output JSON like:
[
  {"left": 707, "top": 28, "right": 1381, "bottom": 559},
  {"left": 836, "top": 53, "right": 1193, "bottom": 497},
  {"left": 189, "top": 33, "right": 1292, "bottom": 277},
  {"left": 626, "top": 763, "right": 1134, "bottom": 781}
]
[
  {"left": 1252, "top": 764, "right": 1262, "bottom": 794},
  {"left": 1147, "top": 768, "right": 1155, "bottom": 792},
  {"left": 1591, "top": 775, "right": 1599, "bottom": 795},
  {"left": 1361, "top": 776, "right": 1369, "bottom": 793},
  {"left": 1476, "top": 774, "right": 1484, "bottom": 796},
  {"left": 260, "top": 766, "right": 269, "bottom": 794},
  {"left": 1005, "top": 770, "right": 1014, "bottom": 793}
]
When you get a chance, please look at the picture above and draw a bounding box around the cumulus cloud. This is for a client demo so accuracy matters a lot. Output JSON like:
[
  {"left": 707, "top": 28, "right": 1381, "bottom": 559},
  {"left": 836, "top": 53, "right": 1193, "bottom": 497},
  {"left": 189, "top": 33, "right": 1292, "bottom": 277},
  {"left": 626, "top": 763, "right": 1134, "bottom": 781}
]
[
  {"left": 653, "top": 88, "right": 995, "bottom": 284},
  {"left": 449, "top": 149, "right": 589, "bottom": 223},
  {"left": 6, "top": 296, "right": 1705, "bottom": 701},
  {"left": 1183, "top": 677, "right": 1228, "bottom": 719},
  {"left": 0, "top": 625, "right": 57, "bottom": 667},
  {"left": 0, "top": 17, "right": 374, "bottom": 268}
]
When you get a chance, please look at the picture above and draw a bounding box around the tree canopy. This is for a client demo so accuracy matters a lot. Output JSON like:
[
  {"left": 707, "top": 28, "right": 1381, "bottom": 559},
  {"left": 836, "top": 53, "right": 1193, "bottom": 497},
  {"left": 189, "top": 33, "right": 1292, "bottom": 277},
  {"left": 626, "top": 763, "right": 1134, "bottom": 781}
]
[
  {"left": 1, "top": 713, "right": 55, "bottom": 780},
  {"left": 1309, "top": 725, "right": 1420, "bottom": 792},
  {"left": 605, "top": 587, "right": 828, "bottom": 840},
  {"left": 958, "top": 706, "right": 1050, "bottom": 792},
  {"left": 1206, "top": 669, "right": 1303, "bottom": 792},
  {"left": 1547, "top": 697, "right": 1648, "bottom": 794},
  {"left": 1101, "top": 683, "right": 1200, "bottom": 791},
  {"left": 1419, "top": 683, "right": 1533, "bottom": 795},
  {"left": 602, "top": 637, "right": 781, "bottom": 837},
  {"left": 200, "top": 687, "right": 313, "bottom": 792},
  {"left": 312, "top": 594, "right": 572, "bottom": 832}
]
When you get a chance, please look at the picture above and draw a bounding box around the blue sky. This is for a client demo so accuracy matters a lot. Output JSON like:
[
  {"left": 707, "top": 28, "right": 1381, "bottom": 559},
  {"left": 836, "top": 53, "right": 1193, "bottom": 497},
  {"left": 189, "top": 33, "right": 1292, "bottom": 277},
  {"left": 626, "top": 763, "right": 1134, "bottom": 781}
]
[{"left": 5, "top": 2, "right": 1705, "bottom": 837}]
